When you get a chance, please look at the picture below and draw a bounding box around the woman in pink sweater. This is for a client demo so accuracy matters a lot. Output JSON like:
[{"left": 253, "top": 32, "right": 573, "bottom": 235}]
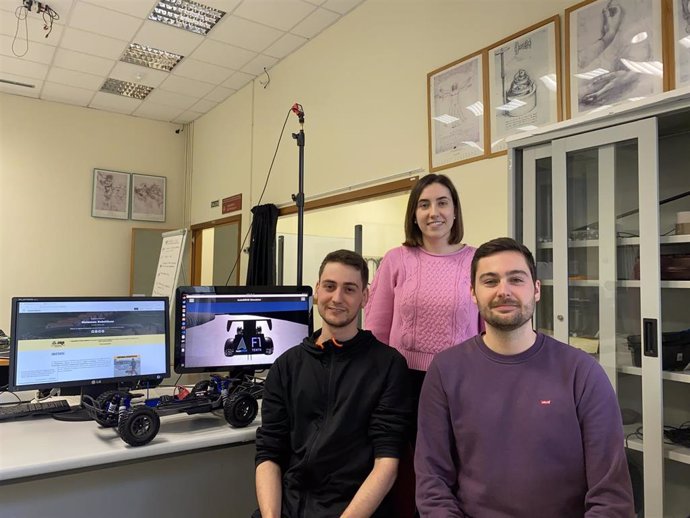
[{"left": 365, "top": 173, "right": 482, "bottom": 516}]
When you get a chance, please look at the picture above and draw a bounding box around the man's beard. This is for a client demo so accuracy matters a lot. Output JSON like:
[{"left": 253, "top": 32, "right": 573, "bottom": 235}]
[{"left": 479, "top": 299, "right": 534, "bottom": 332}]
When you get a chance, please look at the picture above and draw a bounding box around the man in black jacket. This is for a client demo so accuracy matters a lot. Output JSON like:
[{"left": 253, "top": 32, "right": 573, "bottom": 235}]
[{"left": 255, "top": 249, "right": 412, "bottom": 518}]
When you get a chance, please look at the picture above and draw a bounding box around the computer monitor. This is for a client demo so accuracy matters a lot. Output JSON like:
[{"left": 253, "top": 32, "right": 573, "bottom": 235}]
[
  {"left": 175, "top": 286, "right": 313, "bottom": 374},
  {"left": 9, "top": 297, "right": 170, "bottom": 419}
]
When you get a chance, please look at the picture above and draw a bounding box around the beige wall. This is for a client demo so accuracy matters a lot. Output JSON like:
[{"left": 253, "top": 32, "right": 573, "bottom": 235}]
[
  {"left": 190, "top": 0, "right": 574, "bottom": 279},
  {"left": 0, "top": 93, "right": 185, "bottom": 330}
]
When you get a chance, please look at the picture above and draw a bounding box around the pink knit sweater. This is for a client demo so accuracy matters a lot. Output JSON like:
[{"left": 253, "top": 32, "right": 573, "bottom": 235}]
[{"left": 364, "top": 245, "right": 481, "bottom": 371}]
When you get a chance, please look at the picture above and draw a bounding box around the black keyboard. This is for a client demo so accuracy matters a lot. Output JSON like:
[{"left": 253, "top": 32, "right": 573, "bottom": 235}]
[{"left": 0, "top": 399, "right": 71, "bottom": 420}]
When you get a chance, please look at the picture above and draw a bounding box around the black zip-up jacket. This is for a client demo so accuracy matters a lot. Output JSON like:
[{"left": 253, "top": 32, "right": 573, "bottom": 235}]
[{"left": 255, "top": 329, "right": 412, "bottom": 518}]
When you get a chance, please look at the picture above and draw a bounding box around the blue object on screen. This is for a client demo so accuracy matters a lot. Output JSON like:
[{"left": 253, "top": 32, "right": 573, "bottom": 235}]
[
  {"left": 174, "top": 286, "right": 313, "bottom": 374},
  {"left": 8, "top": 297, "right": 170, "bottom": 419}
]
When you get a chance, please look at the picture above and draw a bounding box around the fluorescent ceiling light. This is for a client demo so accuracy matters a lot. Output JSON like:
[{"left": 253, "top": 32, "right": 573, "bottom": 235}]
[
  {"left": 539, "top": 74, "right": 557, "bottom": 92},
  {"left": 574, "top": 68, "right": 609, "bottom": 80},
  {"left": 433, "top": 114, "right": 460, "bottom": 124},
  {"left": 121, "top": 43, "right": 183, "bottom": 72},
  {"left": 465, "top": 101, "right": 483, "bottom": 117},
  {"left": 149, "top": 0, "right": 225, "bottom": 35},
  {"left": 620, "top": 59, "right": 663, "bottom": 76},
  {"left": 496, "top": 99, "right": 526, "bottom": 112},
  {"left": 100, "top": 78, "right": 153, "bottom": 100},
  {"left": 680, "top": 36, "right": 690, "bottom": 49},
  {"left": 631, "top": 32, "right": 648, "bottom": 44}
]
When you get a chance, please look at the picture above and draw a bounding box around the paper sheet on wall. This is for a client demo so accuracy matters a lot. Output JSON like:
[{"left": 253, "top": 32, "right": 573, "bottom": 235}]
[{"left": 152, "top": 229, "right": 187, "bottom": 303}]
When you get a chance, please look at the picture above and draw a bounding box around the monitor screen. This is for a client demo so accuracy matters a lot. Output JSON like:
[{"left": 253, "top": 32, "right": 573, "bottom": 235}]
[
  {"left": 9, "top": 297, "right": 170, "bottom": 392},
  {"left": 175, "top": 286, "right": 313, "bottom": 373}
]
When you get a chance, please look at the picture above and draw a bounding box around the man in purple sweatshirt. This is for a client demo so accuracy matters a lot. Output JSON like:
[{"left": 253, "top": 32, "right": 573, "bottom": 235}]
[{"left": 415, "top": 237, "right": 634, "bottom": 518}]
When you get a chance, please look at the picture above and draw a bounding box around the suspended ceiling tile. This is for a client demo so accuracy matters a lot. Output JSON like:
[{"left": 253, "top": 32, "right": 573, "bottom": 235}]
[
  {"left": 146, "top": 88, "right": 199, "bottom": 110},
  {"left": 0, "top": 4, "right": 66, "bottom": 44},
  {"left": 60, "top": 27, "right": 128, "bottom": 60},
  {"left": 110, "top": 60, "right": 168, "bottom": 88},
  {"left": 303, "top": 0, "right": 327, "bottom": 4},
  {"left": 222, "top": 70, "right": 254, "bottom": 90},
  {"left": 89, "top": 91, "right": 142, "bottom": 114},
  {"left": 192, "top": 38, "right": 256, "bottom": 70},
  {"left": 159, "top": 74, "right": 215, "bottom": 97},
  {"left": 200, "top": 0, "right": 242, "bottom": 14},
  {"left": 291, "top": 7, "right": 339, "bottom": 39},
  {"left": 205, "top": 84, "right": 235, "bottom": 103},
  {"left": 0, "top": 72, "right": 42, "bottom": 97},
  {"left": 132, "top": 100, "right": 184, "bottom": 122},
  {"left": 69, "top": 2, "right": 142, "bottom": 42},
  {"left": 52, "top": 48, "right": 115, "bottom": 76},
  {"left": 0, "top": 34, "right": 56, "bottom": 64},
  {"left": 173, "top": 109, "right": 204, "bottom": 124},
  {"left": 172, "top": 58, "right": 233, "bottom": 84},
  {"left": 46, "top": 66, "right": 105, "bottom": 90},
  {"left": 209, "top": 15, "right": 283, "bottom": 52},
  {"left": 0, "top": 54, "right": 49, "bottom": 80},
  {"left": 322, "top": 0, "right": 362, "bottom": 15},
  {"left": 134, "top": 20, "right": 204, "bottom": 57},
  {"left": 190, "top": 97, "right": 217, "bottom": 113},
  {"left": 263, "top": 33, "right": 308, "bottom": 59},
  {"left": 41, "top": 81, "right": 94, "bottom": 106},
  {"left": 241, "top": 54, "right": 278, "bottom": 76},
  {"left": 82, "top": 0, "right": 157, "bottom": 19},
  {"left": 233, "top": 0, "right": 316, "bottom": 32}
]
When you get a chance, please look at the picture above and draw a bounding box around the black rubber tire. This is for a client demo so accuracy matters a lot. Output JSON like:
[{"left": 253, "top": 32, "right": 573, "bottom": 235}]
[
  {"left": 224, "top": 392, "right": 258, "bottom": 428},
  {"left": 94, "top": 390, "right": 127, "bottom": 427},
  {"left": 118, "top": 406, "right": 160, "bottom": 447}
]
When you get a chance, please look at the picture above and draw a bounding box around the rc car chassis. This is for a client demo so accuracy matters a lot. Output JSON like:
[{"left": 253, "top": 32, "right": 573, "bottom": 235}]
[{"left": 83, "top": 372, "right": 263, "bottom": 447}]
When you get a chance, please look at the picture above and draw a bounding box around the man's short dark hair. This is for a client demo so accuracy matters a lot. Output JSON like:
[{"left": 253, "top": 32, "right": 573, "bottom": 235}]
[
  {"left": 471, "top": 237, "right": 537, "bottom": 288},
  {"left": 403, "top": 173, "right": 464, "bottom": 247},
  {"left": 318, "top": 249, "right": 369, "bottom": 288}
]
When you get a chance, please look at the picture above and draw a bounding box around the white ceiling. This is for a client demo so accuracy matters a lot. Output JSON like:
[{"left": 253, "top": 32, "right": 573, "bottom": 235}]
[{"left": 0, "top": 0, "right": 364, "bottom": 123}]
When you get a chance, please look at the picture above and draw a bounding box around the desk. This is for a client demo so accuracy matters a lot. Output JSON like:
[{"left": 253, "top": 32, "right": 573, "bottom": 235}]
[{"left": 0, "top": 396, "right": 260, "bottom": 518}]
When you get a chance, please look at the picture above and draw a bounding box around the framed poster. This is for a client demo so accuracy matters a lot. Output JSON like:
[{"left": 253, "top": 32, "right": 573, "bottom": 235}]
[
  {"left": 92, "top": 168, "right": 130, "bottom": 220},
  {"left": 427, "top": 50, "right": 486, "bottom": 171},
  {"left": 488, "top": 16, "right": 561, "bottom": 153},
  {"left": 673, "top": 0, "right": 690, "bottom": 87},
  {"left": 131, "top": 173, "right": 166, "bottom": 222},
  {"left": 566, "top": 0, "right": 664, "bottom": 117}
]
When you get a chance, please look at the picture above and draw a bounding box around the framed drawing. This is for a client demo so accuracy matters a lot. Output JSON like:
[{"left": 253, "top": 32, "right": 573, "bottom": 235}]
[
  {"left": 131, "top": 173, "right": 166, "bottom": 222},
  {"left": 673, "top": 0, "right": 690, "bottom": 87},
  {"left": 92, "top": 168, "right": 130, "bottom": 220},
  {"left": 427, "top": 50, "right": 486, "bottom": 171},
  {"left": 487, "top": 16, "right": 561, "bottom": 154},
  {"left": 566, "top": 0, "right": 664, "bottom": 118}
]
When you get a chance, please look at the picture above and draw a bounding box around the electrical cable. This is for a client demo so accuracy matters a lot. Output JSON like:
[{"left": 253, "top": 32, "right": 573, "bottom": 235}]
[
  {"left": 12, "top": 5, "right": 29, "bottom": 57},
  {"left": 0, "top": 387, "right": 23, "bottom": 403},
  {"left": 223, "top": 107, "right": 293, "bottom": 286}
]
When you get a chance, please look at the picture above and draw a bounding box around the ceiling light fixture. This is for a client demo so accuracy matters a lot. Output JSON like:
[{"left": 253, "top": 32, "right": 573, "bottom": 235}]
[
  {"left": 100, "top": 78, "right": 153, "bottom": 100},
  {"left": 149, "top": 0, "right": 226, "bottom": 35},
  {"left": 121, "top": 43, "right": 183, "bottom": 72}
]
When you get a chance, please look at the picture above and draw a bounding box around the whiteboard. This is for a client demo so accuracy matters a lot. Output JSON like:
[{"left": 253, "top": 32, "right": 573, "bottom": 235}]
[{"left": 152, "top": 229, "right": 187, "bottom": 302}]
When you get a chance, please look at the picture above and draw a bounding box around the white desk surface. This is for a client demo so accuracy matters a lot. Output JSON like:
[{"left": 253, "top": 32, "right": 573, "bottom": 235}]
[{"left": 0, "top": 394, "right": 260, "bottom": 482}]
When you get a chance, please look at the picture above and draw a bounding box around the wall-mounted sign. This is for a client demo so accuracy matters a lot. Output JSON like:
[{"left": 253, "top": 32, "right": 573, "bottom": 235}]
[{"left": 222, "top": 194, "right": 242, "bottom": 214}]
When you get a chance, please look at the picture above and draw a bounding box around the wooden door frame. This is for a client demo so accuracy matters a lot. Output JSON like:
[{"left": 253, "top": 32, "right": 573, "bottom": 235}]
[{"left": 190, "top": 214, "right": 242, "bottom": 285}]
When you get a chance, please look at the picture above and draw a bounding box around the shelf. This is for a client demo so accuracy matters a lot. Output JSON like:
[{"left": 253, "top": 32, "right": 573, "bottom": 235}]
[
  {"left": 539, "top": 280, "right": 690, "bottom": 288},
  {"left": 623, "top": 424, "right": 690, "bottom": 465},
  {"left": 536, "top": 235, "right": 690, "bottom": 249},
  {"left": 617, "top": 365, "right": 690, "bottom": 383}
]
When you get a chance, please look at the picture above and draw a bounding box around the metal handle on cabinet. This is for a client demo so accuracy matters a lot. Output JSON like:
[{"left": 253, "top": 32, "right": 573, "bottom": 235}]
[
  {"left": 557, "top": 314, "right": 564, "bottom": 321},
  {"left": 643, "top": 318, "right": 658, "bottom": 358}
]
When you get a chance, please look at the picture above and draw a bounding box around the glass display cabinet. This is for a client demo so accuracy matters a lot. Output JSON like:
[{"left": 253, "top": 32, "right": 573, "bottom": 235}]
[{"left": 509, "top": 91, "right": 690, "bottom": 518}]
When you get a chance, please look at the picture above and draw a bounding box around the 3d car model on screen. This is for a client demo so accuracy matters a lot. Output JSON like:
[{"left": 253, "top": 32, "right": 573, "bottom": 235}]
[{"left": 224, "top": 317, "right": 274, "bottom": 357}]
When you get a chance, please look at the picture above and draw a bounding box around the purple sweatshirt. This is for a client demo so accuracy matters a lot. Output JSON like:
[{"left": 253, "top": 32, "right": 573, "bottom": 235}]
[
  {"left": 365, "top": 245, "right": 481, "bottom": 371},
  {"left": 415, "top": 333, "right": 634, "bottom": 518}
]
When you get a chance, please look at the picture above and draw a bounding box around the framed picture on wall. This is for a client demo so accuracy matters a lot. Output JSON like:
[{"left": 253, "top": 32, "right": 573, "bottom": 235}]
[
  {"left": 427, "top": 50, "right": 486, "bottom": 171},
  {"left": 487, "top": 16, "right": 561, "bottom": 154},
  {"left": 673, "top": 0, "right": 690, "bottom": 88},
  {"left": 131, "top": 173, "right": 166, "bottom": 222},
  {"left": 91, "top": 168, "right": 130, "bottom": 220},
  {"left": 565, "top": 0, "right": 665, "bottom": 118}
]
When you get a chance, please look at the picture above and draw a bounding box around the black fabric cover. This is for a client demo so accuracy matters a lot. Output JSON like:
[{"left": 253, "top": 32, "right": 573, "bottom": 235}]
[{"left": 246, "top": 203, "right": 279, "bottom": 286}]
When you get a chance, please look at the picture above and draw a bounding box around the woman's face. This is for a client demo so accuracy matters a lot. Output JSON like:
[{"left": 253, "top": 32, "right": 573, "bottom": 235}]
[{"left": 414, "top": 182, "right": 455, "bottom": 245}]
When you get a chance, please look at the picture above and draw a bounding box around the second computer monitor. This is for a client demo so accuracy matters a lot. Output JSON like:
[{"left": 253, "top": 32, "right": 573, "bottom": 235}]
[{"left": 175, "top": 286, "right": 313, "bottom": 373}]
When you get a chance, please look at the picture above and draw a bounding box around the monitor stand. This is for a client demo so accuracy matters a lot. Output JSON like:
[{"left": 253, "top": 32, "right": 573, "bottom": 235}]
[{"left": 52, "top": 383, "right": 118, "bottom": 422}]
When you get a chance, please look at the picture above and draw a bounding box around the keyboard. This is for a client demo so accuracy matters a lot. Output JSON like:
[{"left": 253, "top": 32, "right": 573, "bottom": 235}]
[{"left": 0, "top": 399, "right": 71, "bottom": 420}]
